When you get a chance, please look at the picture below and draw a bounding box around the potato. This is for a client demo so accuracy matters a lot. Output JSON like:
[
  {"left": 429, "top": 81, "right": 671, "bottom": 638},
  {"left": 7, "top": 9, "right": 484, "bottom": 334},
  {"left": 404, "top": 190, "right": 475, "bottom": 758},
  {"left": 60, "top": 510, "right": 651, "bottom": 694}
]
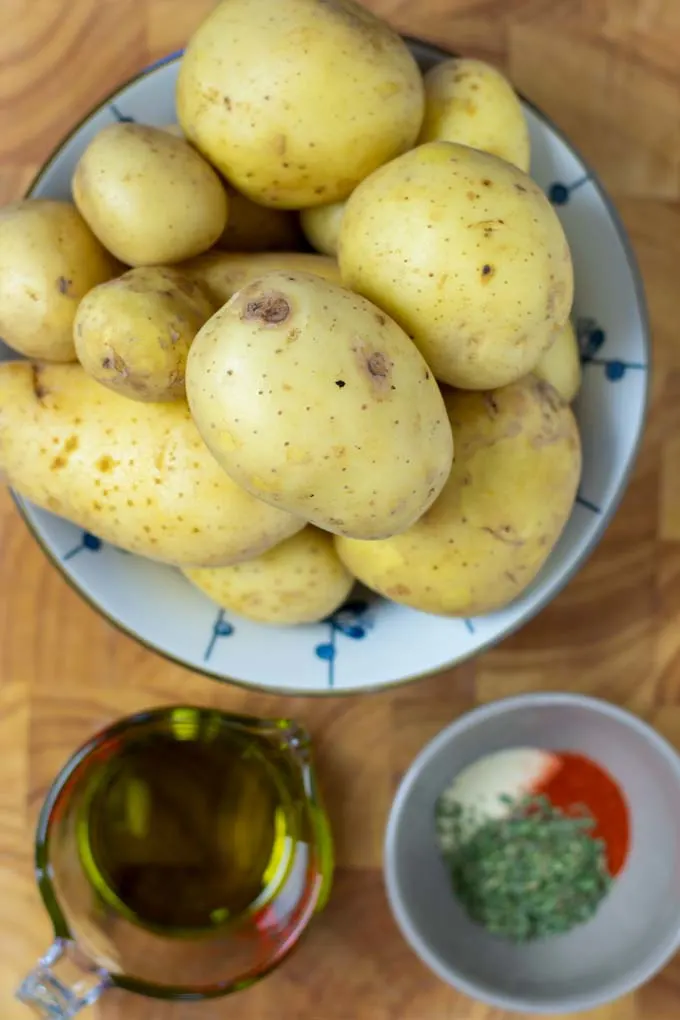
[
  {"left": 186, "top": 271, "right": 453, "bottom": 539},
  {"left": 218, "top": 186, "right": 302, "bottom": 252},
  {"left": 418, "top": 58, "right": 530, "bottom": 172},
  {"left": 72, "top": 123, "right": 228, "bottom": 265},
  {"left": 176, "top": 0, "right": 424, "bottom": 208},
  {"left": 73, "top": 267, "right": 215, "bottom": 402},
  {"left": 0, "top": 200, "right": 118, "bottom": 361},
  {"left": 533, "top": 320, "right": 581, "bottom": 403},
  {"left": 183, "top": 527, "right": 354, "bottom": 624},
  {"left": 335, "top": 377, "right": 581, "bottom": 616},
  {"left": 180, "top": 251, "right": 341, "bottom": 307},
  {"left": 300, "top": 200, "right": 346, "bottom": 257},
  {"left": 0, "top": 362, "right": 303, "bottom": 566},
  {"left": 339, "top": 142, "right": 574, "bottom": 390}
]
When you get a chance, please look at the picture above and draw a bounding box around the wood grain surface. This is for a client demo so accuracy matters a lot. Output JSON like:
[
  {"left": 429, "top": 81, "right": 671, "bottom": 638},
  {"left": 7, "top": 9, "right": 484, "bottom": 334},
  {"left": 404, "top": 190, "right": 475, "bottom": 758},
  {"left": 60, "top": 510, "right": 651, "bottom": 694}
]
[{"left": 0, "top": 1, "right": 678, "bottom": 1017}]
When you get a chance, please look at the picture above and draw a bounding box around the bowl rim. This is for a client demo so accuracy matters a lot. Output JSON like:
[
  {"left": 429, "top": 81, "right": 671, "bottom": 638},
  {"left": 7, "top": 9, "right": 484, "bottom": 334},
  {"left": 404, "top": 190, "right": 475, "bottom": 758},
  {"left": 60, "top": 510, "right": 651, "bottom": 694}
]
[
  {"left": 384, "top": 692, "right": 680, "bottom": 1014},
  {"left": 14, "top": 38, "right": 651, "bottom": 698}
]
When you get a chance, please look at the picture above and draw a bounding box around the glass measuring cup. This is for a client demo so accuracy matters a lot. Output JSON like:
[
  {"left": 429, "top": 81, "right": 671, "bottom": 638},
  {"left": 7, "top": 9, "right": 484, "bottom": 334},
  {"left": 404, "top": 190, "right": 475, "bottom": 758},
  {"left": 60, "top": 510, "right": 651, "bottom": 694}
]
[{"left": 16, "top": 705, "right": 333, "bottom": 1016}]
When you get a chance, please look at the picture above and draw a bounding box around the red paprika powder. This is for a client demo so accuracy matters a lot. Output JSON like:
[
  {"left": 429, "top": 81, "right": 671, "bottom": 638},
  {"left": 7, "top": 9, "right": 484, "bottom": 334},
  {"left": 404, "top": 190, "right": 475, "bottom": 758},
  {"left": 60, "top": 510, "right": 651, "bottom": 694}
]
[{"left": 533, "top": 752, "right": 630, "bottom": 876}]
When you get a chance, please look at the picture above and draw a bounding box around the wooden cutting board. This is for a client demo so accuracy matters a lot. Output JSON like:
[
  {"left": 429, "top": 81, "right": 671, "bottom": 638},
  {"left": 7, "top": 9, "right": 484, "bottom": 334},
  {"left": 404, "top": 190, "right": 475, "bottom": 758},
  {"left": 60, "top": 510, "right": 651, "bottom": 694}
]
[{"left": 0, "top": 1, "right": 678, "bottom": 1017}]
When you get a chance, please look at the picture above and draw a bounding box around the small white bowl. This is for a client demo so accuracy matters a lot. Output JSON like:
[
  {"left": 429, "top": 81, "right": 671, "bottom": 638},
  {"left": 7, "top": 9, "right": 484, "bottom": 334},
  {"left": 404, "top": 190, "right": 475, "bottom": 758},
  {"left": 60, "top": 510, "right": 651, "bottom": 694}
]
[
  {"left": 384, "top": 693, "right": 680, "bottom": 1014},
  {"left": 4, "top": 39, "right": 649, "bottom": 695}
]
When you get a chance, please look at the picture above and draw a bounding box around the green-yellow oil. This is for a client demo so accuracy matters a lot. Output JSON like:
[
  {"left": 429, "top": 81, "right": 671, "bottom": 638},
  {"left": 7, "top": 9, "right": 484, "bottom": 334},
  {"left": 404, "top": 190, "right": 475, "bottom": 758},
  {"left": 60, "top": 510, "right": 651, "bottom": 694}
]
[{"left": 77, "top": 723, "right": 300, "bottom": 933}]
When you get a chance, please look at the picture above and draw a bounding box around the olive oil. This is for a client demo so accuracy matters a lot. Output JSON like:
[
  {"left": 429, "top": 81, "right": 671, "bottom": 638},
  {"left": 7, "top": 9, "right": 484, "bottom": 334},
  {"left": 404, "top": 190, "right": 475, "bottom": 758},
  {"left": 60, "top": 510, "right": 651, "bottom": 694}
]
[{"left": 76, "top": 711, "right": 318, "bottom": 935}]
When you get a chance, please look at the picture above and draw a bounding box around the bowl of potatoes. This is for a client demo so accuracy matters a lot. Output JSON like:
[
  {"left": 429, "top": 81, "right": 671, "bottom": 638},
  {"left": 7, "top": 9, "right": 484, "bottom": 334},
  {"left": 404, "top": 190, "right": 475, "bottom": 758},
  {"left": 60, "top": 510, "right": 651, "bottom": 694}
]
[{"left": 0, "top": 0, "right": 648, "bottom": 694}]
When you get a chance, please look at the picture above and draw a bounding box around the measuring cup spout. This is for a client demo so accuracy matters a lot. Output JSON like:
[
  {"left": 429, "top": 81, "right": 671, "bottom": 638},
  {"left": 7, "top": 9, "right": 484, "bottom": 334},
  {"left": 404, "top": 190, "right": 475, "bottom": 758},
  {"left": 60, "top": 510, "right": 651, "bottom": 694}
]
[{"left": 16, "top": 938, "right": 109, "bottom": 1018}]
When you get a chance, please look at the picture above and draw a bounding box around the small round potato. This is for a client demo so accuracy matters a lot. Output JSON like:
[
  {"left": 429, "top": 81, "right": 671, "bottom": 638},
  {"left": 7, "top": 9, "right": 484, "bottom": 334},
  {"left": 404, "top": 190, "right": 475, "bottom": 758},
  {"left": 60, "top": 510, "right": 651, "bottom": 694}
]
[
  {"left": 419, "top": 58, "right": 530, "bottom": 171},
  {"left": 0, "top": 362, "right": 303, "bottom": 566},
  {"left": 534, "top": 320, "right": 581, "bottom": 403},
  {"left": 218, "top": 185, "right": 302, "bottom": 252},
  {"left": 335, "top": 377, "right": 581, "bottom": 615},
  {"left": 186, "top": 271, "right": 454, "bottom": 539},
  {"left": 183, "top": 527, "right": 355, "bottom": 625},
  {"left": 339, "top": 142, "right": 574, "bottom": 390},
  {"left": 176, "top": 0, "right": 424, "bottom": 208},
  {"left": 180, "top": 251, "right": 341, "bottom": 307},
  {"left": 74, "top": 267, "right": 215, "bottom": 402},
  {"left": 300, "top": 200, "right": 347, "bottom": 257},
  {"left": 72, "top": 123, "right": 228, "bottom": 265},
  {"left": 0, "top": 200, "right": 118, "bottom": 361}
]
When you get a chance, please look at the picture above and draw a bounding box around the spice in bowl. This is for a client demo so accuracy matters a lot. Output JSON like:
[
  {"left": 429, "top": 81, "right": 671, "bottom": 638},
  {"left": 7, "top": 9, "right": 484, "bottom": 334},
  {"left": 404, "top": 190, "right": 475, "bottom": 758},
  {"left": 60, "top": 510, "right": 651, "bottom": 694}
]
[{"left": 435, "top": 748, "right": 630, "bottom": 941}]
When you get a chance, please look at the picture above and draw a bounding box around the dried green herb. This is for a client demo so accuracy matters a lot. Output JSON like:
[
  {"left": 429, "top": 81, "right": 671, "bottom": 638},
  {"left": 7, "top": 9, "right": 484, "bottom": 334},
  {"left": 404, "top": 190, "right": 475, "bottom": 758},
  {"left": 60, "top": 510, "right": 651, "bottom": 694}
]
[{"left": 435, "top": 794, "right": 612, "bottom": 941}]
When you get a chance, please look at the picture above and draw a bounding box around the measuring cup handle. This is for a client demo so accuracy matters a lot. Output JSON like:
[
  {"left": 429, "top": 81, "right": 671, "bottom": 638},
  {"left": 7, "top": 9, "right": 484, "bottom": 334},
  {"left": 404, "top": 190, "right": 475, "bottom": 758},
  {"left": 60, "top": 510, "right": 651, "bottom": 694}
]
[{"left": 16, "top": 939, "right": 109, "bottom": 1018}]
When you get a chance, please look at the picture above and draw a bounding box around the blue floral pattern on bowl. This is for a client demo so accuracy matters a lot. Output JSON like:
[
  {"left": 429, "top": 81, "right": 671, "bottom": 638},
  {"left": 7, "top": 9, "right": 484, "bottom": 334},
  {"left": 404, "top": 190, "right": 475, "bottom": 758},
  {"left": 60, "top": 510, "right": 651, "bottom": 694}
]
[{"left": 4, "top": 40, "right": 649, "bottom": 694}]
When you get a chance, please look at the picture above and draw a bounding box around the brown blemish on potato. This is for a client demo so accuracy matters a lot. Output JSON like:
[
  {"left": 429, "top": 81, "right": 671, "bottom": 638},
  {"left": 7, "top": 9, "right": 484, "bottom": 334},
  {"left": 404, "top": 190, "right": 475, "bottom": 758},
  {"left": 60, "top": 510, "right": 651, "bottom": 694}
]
[
  {"left": 482, "top": 524, "right": 524, "bottom": 546},
  {"left": 505, "top": 571, "right": 518, "bottom": 585},
  {"left": 96, "top": 455, "right": 115, "bottom": 473},
  {"left": 64, "top": 436, "right": 78, "bottom": 453},
  {"left": 481, "top": 264, "right": 494, "bottom": 281},
  {"left": 274, "top": 134, "right": 288, "bottom": 156},
  {"left": 368, "top": 353, "right": 389, "bottom": 377},
  {"left": 101, "top": 350, "right": 129, "bottom": 378},
  {"left": 386, "top": 583, "right": 411, "bottom": 597},
  {"left": 243, "top": 292, "right": 291, "bottom": 325},
  {"left": 483, "top": 392, "right": 499, "bottom": 417},
  {"left": 375, "top": 312, "right": 386, "bottom": 326},
  {"left": 223, "top": 95, "right": 232, "bottom": 110},
  {"left": 514, "top": 182, "right": 528, "bottom": 193},
  {"left": 31, "top": 364, "right": 48, "bottom": 402},
  {"left": 50, "top": 456, "right": 67, "bottom": 471},
  {"left": 56, "top": 276, "right": 72, "bottom": 295}
]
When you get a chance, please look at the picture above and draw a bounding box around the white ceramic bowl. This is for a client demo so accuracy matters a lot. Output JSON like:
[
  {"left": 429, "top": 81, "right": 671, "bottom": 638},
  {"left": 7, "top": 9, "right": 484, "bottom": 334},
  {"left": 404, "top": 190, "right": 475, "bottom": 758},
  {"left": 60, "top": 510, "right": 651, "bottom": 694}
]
[{"left": 4, "top": 39, "right": 649, "bottom": 695}]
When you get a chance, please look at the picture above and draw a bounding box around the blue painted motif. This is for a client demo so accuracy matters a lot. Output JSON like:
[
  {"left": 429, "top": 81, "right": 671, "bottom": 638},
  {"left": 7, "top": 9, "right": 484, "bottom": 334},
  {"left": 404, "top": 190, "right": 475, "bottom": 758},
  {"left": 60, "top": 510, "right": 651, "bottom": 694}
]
[
  {"left": 204, "top": 609, "right": 234, "bottom": 662},
  {"left": 315, "top": 599, "right": 371, "bottom": 689},
  {"left": 576, "top": 494, "right": 601, "bottom": 515},
  {"left": 576, "top": 317, "right": 646, "bottom": 380},
  {"left": 548, "top": 174, "right": 591, "bottom": 205},
  {"left": 463, "top": 619, "right": 475, "bottom": 635},
  {"left": 143, "top": 49, "right": 184, "bottom": 73},
  {"left": 109, "top": 104, "right": 135, "bottom": 123},
  {"left": 63, "top": 531, "right": 102, "bottom": 561}
]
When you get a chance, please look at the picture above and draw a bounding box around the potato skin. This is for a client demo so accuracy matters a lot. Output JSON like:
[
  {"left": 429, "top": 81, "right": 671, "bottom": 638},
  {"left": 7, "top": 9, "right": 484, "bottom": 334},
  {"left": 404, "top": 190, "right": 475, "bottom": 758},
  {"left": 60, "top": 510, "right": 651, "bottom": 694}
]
[
  {"left": 0, "top": 201, "right": 118, "bottom": 361},
  {"left": 176, "top": 0, "right": 424, "bottom": 208},
  {"left": 335, "top": 377, "right": 581, "bottom": 615},
  {"left": 74, "top": 267, "right": 215, "bottom": 402},
  {"left": 419, "top": 58, "right": 530, "bottom": 172},
  {"left": 534, "top": 320, "right": 581, "bottom": 403},
  {"left": 179, "top": 251, "right": 341, "bottom": 307},
  {"left": 72, "top": 123, "right": 228, "bottom": 265},
  {"left": 183, "top": 527, "right": 354, "bottom": 625},
  {"left": 339, "top": 142, "right": 574, "bottom": 390},
  {"left": 186, "top": 271, "right": 454, "bottom": 539},
  {"left": 300, "top": 200, "right": 346, "bottom": 257},
  {"left": 0, "top": 362, "right": 303, "bottom": 566}
]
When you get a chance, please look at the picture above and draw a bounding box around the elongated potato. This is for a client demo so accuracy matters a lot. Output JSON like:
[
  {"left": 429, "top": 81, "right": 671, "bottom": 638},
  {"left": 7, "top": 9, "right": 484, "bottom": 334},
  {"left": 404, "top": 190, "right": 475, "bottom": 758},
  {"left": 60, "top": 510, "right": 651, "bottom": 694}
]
[
  {"left": 419, "top": 58, "right": 530, "bottom": 171},
  {"left": 0, "top": 201, "right": 118, "bottom": 361},
  {"left": 0, "top": 363, "right": 302, "bottom": 566},
  {"left": 335, "top": 377, "right": 581, "bottom": 615},
  {"left": 300, "top": 200, "right": 346, "bottom": 257},
  {"left": 72, "top": 123, "right": 228, "bottom": 265},
  {"left": 74, "top": 267, "right": 215, "bottom": 402},
  {"left": 183, "top": 527, "right": 354, "bottom": 624},
  {"left": 186, "top": 271, "right": 454, "bottom": 539},
  {"left": 533, "top": 320, "right": 581, "bottom": 403},
  {"left": 339, "top": 142, "right": 573, "bottom": 390},
  {"left": 179, "top": 251, "right": 341, "bottom": 307}
]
